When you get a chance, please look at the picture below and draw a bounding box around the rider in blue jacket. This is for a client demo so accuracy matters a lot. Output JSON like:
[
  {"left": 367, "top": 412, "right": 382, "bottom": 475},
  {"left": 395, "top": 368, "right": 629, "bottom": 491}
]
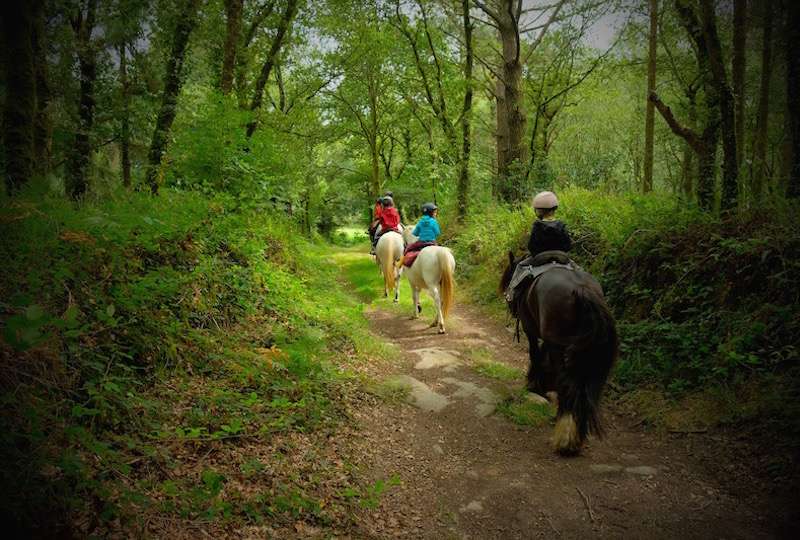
[
  {"left": 412, "top": 204, "right": 441, "bottom": 242},
  {"left": 401, "top": 202, "right": 440, "bottom": 265}
]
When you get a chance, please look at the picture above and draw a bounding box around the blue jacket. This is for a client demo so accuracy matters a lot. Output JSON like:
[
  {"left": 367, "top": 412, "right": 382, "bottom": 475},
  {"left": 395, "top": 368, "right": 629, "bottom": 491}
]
[{"left": 413, "top": 215, "right": 441, "bottom": 242}]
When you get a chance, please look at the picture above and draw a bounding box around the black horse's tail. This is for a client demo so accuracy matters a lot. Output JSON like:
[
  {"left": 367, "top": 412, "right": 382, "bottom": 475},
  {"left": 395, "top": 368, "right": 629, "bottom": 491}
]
[{"left": 553, "top": 286, "right": 618, "bottom": 455}]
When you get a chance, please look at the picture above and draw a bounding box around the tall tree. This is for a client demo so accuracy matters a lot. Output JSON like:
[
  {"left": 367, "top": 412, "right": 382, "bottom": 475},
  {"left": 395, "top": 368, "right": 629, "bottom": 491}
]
[
  {"left": 457, "top": 0, "right": 474, "bottom": 220},
  {"left": 32, "top": 0, "right": 51, "bottom": 177},
  {"left": 221, "top": 0, "right": 243, "bottom": 95},
  {"left": 643, "top": 0, "right": 658, "bottom": 193},
  {"left": 750, "top": 1, "right": 772, "bottom": 202},
  {"left": 698, "top": 0, "right": 737, "bottom": 211},
  {"left": 1, "top": 1, "right": 37, "bottom": 194},
  {"left": 391, "top": 0, "right": 474, "bottom": 219},
  {"left": 67, "top": 0, "right": 99, "bottom": 199},
  {"left": 732, "top": 0, "right": 746, "bottom": 170},
  {"left": 119, "top": 42, "right": 132, "bottom": 187},
  {"left": 235, "top": 0, "right": 277, "bottom": 108},
  {"left": 246, "top": 0, "right": 299, "bottom": 138},
  {"left": 650, "top": 0, "right": 718, "bottom": 210},
  {"left": 474, "top": 0, "right": 565, "bottom": 203},
  {"left": 145, "top": 0, "right": 201, "bottom": 194},
  {"left": 787, "top": 0, "right": 800, "bottom": 198}
]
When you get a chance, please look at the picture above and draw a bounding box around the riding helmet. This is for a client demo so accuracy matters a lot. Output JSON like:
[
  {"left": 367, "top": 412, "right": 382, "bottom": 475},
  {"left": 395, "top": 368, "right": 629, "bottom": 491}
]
[
  {"left": 421, "top": 202, "right": 438, "bottom": 216},
  {"left": 532, "top": 191, "right": 559, "bottom": 210},
  {"left": 384, "top": 190, "right": 394, "bottom": 198},
  {"left": 382, "top": 196, "right": 394, "bottom": 207}
]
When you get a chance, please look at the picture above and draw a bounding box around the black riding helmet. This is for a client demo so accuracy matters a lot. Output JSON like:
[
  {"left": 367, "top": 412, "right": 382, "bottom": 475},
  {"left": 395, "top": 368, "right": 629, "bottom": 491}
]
[
  {"left": 421, "top": 202, "right": 438, "bottom": 216},
  {"left": 382, "top": 196, "right": 394, "bottom": 207}
]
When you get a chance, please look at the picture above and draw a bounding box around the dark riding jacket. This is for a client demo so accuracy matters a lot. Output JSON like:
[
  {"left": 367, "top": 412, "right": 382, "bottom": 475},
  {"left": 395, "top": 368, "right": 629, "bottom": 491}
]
[{"left": 528, "top": 219, "right": 572, "bottom": 257}]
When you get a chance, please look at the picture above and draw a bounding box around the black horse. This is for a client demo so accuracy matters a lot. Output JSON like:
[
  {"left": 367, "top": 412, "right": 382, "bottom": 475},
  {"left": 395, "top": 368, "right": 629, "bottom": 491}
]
[{"left": 500, "top": 251, "right": 618, "bottom": 455}]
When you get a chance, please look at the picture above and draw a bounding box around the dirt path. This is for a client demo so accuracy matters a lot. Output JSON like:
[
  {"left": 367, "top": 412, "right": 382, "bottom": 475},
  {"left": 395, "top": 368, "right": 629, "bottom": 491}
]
[{"left": 343, "top": 253, "right": 778, "bottom": 539}]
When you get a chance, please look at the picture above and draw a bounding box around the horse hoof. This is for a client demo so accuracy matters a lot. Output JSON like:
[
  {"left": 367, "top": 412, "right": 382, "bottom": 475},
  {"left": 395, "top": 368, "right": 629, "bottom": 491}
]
[{"left": 438, "top": 328, "right": 446, "bottom": 334}]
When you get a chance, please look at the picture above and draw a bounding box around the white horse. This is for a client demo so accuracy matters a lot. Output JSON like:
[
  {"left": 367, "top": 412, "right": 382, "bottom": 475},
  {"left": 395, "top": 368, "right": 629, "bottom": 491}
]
[
  {"left": 401, "top": 229, "right": 456, "bottom": 333},
  {"left": 375, "top": 230, "right": 404, "bottom": 302}
]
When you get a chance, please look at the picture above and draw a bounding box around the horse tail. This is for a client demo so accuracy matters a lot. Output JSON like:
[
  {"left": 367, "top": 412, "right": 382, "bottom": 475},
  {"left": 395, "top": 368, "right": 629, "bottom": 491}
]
[
  {"left": 381, "top": 249, "right": 396, "bottom": 292},
  {"left": 437, "top": 249, "right": 455, "bottom": 319},
  {"left": 553, "top": 287, "right": 618, "bottom": 455},
  {"left": 376, "top": 237, "right": 396, "bottom": 292}
]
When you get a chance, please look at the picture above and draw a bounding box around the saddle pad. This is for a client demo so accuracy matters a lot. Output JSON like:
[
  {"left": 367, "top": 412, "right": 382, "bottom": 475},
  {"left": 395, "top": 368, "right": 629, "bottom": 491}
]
[
  {"left": 505, "top": 261, "right": 574, "bottom": 302},
  {"left": 403, "top": 242, "right": 436, "bottom": 268}
]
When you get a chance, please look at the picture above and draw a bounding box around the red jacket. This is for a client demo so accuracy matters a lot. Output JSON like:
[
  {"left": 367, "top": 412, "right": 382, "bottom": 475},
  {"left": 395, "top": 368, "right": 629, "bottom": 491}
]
[
  {"left": 379, "top": 207, "right": 400, "bottom": 229},
  {"left": 373, "top": 202, "right": 382, "bottom": 221}
]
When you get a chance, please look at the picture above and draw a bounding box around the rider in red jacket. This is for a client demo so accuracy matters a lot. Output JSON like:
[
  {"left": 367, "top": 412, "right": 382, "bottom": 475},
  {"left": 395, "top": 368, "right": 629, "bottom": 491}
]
[{"left": 371, "top": 196, "right": 400, "bottom": 253}]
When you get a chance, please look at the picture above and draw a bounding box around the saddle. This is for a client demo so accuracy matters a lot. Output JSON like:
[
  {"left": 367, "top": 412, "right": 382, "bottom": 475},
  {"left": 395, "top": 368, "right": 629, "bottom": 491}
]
[
  {"left": 402, "top": 241, "right": 436, "bottom": 268},
  {"left": 505, "top": 250, "right": 577, "bottom": 304}
]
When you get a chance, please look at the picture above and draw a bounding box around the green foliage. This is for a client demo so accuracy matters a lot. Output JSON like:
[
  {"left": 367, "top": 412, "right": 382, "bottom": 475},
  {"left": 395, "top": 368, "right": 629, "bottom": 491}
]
[
  {"left": 453, "top": 190, "right": 799, "bottom": 394},
  {"left": 0, "top": 189, "right": 379, "bottom": 533}
]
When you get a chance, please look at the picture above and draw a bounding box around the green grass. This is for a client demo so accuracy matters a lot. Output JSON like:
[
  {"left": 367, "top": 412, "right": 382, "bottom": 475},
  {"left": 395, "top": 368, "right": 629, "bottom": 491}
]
[
  {"left": 496, "top": 390, "right": 556, "bottom": 427},
  {"left": 332, "top": 249, "right": 437, "bottom": 318},
  {"left": 0, "top": 190, "right": 389, "bottom": 535},
  {"left": 366, "top": 376, "right": 412, "bottom": 402},
  {"left": 468, "top": 348, "right": 523, "bottom": 381},
  {"left": 332, "top": 226, "right": 370, "bottom": 247}
]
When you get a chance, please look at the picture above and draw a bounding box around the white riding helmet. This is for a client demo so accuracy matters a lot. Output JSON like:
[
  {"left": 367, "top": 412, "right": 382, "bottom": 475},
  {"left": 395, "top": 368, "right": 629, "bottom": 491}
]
[{"left": 532, "top": 191, "right": 558, "bottom": 210}]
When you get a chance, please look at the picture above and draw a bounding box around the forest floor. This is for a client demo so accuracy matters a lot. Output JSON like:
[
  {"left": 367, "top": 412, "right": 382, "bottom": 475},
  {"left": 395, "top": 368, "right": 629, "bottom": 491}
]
[{"left": 334, "top": 249, "right": 796, "bottom": 540}]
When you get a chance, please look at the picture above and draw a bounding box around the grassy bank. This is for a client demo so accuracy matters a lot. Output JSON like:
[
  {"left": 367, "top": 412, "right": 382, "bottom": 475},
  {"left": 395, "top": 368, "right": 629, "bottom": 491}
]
[{"left": 0, "top": 191, "right": 388, "bottom": 536}]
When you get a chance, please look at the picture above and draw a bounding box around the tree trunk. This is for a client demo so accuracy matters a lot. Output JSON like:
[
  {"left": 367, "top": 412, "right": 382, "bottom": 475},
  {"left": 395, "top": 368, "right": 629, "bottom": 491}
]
[
  {"left": 681, "top": 141, "right": 694, "bottom": 200},
  {"left": 1, "top": 1, "right": 36, "bottom": 195},
  {"left": 751, "top": 2, "right": 772, "bottom": 203},
  {"left": 246, "top": 0, "right": 299, "bottom": 138},
  {"left": 643, "top": 0, "right": 658, "bottom": 194},
  {"left": 368, "top": 71, "right": 381, "bottom": 199},
  {"left": 681, "top": 91, "right": 698, "bottom": 201},
  {"left": 221, "top": 0, "right": 243, "bottom": 95},
  {"left": 119, "top": 43, "right": 132, "bottom": 188},
  {"left": 146, "top": 0, "right": 201, "bottom": 195},
  {"left": 699, "top": 0, "right": 738, "bottom": 211},
  {"left": 32, "top": 0, "right": 51, "bottom": 177},
  {"left": 235, "top": 1, "right": 277, "bottom": 108},
  {"left": 497, "top": 0, "right": 526, "bottom": 202},
  {"left": 67, "top": 0, "right": 98, "bottom": 199},
  {"left": 495, "top": 78, "right": 507, "bottom": 190},
  {"left": 457, "top": 0, "right": 473, "bottom": 221},
  {"left": 695, "top": 136, "right": 717, "bottom": 208},
  {"left": 787, "top": 0, "right": 800, "bottom": 198},
  {"left": 732, "top": 0, "right": 746, "bottom": 170}
]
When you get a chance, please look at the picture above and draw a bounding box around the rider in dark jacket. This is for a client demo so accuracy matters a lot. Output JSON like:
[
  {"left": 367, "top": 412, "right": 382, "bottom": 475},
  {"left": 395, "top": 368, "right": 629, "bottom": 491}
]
[{"left": 527, "top": 191, "right": 571, "bottom": 258}]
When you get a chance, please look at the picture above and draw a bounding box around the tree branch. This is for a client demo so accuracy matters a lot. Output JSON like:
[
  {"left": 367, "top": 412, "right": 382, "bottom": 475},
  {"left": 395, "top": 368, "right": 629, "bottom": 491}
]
[{"left": 649, "top": 92, "right": 703, "bottom": 152}]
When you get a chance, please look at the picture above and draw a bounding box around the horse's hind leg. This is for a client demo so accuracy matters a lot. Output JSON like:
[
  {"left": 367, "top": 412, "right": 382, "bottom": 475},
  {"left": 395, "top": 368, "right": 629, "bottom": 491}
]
[
  {"left": 412, "top": 288, "right": 421, "bottom": 319},
  {"left": 394, "top": 265, "right": 401, "bottom": 303},
  {"left": 430, "top": 286, "right": 445, "bottom": 333}
]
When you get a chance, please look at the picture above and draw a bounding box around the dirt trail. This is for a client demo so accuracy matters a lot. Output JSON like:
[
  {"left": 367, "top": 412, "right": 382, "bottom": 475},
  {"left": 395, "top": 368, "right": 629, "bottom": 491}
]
[{"left": 345, "top": 254, "right": 778, "bottom": 539}]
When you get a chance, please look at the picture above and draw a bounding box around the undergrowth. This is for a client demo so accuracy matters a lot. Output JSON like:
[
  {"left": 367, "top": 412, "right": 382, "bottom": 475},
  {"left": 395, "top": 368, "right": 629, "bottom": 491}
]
[
  {"left": 0, "top": 190, "right": 382, "bottom": 536},
  {"left": 452, "top": 189, "right": 800, "bottom": 460}
]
